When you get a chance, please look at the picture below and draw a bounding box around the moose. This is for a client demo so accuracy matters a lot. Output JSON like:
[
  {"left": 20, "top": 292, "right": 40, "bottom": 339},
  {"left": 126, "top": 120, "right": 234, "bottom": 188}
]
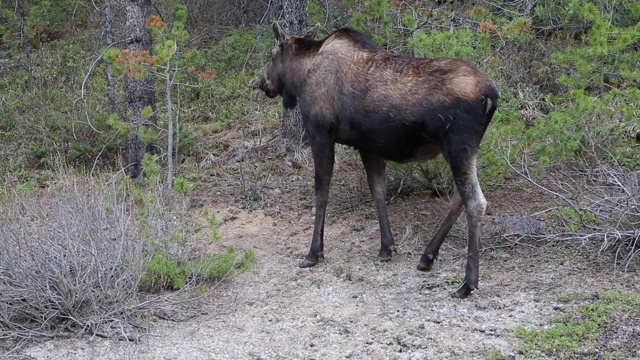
[{"left": 258, "top": 23, "right": 498, "bottom": 298}]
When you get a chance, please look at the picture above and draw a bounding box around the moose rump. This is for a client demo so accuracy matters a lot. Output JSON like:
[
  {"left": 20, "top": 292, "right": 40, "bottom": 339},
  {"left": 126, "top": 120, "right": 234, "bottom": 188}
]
[{"left": 258, "top": 23, "right": 499, "bottom": 299}]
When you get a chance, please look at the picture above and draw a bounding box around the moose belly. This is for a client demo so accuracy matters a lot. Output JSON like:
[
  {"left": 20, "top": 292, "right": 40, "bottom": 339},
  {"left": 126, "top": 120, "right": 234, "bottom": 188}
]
[
  {"left": 394, "top": 143, "right": 441, "bottom": 163},
  {"left": 336, "top": 122, "right": 442, "bottom": 163}
]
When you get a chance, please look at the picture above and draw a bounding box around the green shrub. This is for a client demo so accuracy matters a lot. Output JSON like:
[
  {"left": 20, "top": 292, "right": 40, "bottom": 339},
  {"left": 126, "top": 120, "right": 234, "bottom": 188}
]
[{"left": 140, "top": 246, "right": 255, "bottom": 293}]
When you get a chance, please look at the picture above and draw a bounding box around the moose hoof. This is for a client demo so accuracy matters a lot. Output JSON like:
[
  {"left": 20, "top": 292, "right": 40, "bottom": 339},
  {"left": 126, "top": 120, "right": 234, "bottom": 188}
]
[
  {"left": 377, "top": 245, "right": 397, "bottom": 262},
  {"left": 451, "top": 282, "right": 475, "bottom": 299},
  {"left": 416, "top": 254, "right": 436, "bottom": 272},
  {"left": 299, "top": 252, "right": 324, "bottom": 268}
]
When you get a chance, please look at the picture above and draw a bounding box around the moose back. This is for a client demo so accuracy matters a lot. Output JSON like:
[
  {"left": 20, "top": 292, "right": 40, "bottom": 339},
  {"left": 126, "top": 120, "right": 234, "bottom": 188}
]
[{"left": 258, "top": 23, "right": 498, "bottom": 299}]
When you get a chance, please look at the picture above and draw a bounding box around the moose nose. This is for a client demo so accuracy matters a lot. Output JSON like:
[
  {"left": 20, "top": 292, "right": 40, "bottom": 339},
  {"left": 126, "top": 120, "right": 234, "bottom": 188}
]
[
  {"left": 256, "top": 76, "right": 267, "bottom": 90},
  {"left": 257, "top": 77, "right": 278, "bottom": 98}
]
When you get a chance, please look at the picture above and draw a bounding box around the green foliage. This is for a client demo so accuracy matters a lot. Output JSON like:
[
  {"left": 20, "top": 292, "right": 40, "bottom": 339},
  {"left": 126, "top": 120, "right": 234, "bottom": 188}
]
[
  {"left": 556, "top": 292, "right": 591, "bottom": 303},
  {"left": 104, "top": 7, "right": 195, "bottom": 76},
  {"left": 483, "top": 348, "right": 508, "bottom": 360},
  {"left": 411, "top": 27, "right": 478, "bottom": 60},
  {"left": 140, "top": 246, "right": 255, "bottom": 293},
  {"left": 446, "top": 275, "right": 465, "bottom": 287},
  {"left": 0, "top": 37, "right": 125, "bottom": 179},
  {"left": 141, "top": 249, "right": 188, "bottom": 291},
  {"left": 141, "top": 153, "right": 162, "bottom": 183},
  {"left": 525, "top": 1, "right": 640, "bottom": 169},
  {"left": 200, "top": 27, "right": 271, "bottom": 75},
  {"left": 402, "top": 10, "right": 417, "bottom": 29},
  {"left": 173, "top": 175, "right": 194, "bottom": 195},
  {"left": 0, "top": 0, "right": 88, "bottom": 49},
  {"left": 388, "top": 154, "right": 454, "bottom": 195},
  {"left": 345, "top": 0, "right": 395, "bottom": 46},
  {"left": 516, "top": 290, "right": 640, "bottom": 356},
  {"left": 307, "top": 0, "right": 327, "bottom": 25},
  {"left": 102, "top": 4, "right": 224, "bottom": 178},
  {"left": 118, "top": 157, "right": 254, "bottom": 294},
  {"left": 203, "top": 207, "right": 223, "bottom": 241},
  {"left": 550, "top": 205, "right": 601, "bottom": 232},
  {"left": 103, "top": 16, "right": 279, "bottom": 172},
  {"left": 523, "top": 89, "right": 639, "bottom": 168},
  {"left": 106, "top": 113, "right": 132, "bottom": 133},
  {"left": 550, "top": 2, "right": 640, "bottom": 93},
  {"left": 172, "top": 4, "right": 187, "bottom": 25}
]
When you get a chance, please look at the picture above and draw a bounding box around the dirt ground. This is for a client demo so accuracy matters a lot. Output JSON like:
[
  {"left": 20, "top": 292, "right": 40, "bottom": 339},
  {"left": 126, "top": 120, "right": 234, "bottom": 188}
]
[{"left": 19, "top": 143, "right": 640, "bottom": 360}]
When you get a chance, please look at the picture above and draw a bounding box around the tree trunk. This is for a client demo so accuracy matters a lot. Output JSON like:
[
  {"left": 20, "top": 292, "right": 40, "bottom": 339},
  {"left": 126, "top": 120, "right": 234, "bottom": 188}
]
[
  {"left": 264, "top": 0, "right": 283, "bottom": 23},
  {"left": 105, "top": 0, "right": 116, "bottom": 113},
  {"left": 280, "top": 0, "right": 308, "bottom": 145},
  {"left": 124, "top": 0, "right": 157, "bottom": 178},
  {"left": 165, "top": 58, "right": 174, "bottom": 200},
  {"left": 16, "top": 0, "right": 33, "bottom": 92}
]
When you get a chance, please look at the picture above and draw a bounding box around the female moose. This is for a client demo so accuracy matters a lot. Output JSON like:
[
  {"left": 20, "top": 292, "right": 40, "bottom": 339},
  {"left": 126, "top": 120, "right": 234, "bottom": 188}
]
[{"left": 258, "top": 23, "right": 498, "bottom": 299}]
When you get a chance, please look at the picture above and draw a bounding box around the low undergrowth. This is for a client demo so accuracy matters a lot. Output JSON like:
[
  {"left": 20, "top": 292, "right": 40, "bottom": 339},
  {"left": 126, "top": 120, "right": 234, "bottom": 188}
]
[
  {"left": 140, "top": 246, "right": 255, "bottom": 293},
  {"left": 515, "top": 290, "right": 640, "bottom": 358}
]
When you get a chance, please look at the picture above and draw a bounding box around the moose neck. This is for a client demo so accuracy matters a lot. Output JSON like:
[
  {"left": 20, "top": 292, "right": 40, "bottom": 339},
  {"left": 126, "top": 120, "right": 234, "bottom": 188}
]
[{"left": 282, "top": 38, "right": 322, "bottom": 102}]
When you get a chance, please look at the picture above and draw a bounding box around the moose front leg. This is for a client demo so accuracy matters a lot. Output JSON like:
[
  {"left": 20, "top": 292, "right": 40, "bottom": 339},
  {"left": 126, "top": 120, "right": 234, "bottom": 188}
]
[
  {"left": 299, "top": 138, "right": 336, "bottom": 268},
  {"left": 359, "top": 150, "right": 396, "bottom": 261}
]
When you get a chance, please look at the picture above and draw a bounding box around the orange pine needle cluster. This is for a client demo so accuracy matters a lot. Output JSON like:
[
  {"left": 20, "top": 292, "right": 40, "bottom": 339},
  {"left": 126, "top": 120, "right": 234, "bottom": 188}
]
[
  {"left": 518, "top": 19, "right": 532, "bottom": 33},
  {"left": 111, "top": 48, "right": 157, "bottom": 77},
  {"left": 464, "top": 6, "right": 486, "bottom": 15},
  {"left": 479, "top": 21, "right": 502, "bottom": 36},
  {"left": 197, "top": 68, "right": 215, "bottom": 81},
  {"left": 146, "top": 15, "right": 166, "bottom": 29}
]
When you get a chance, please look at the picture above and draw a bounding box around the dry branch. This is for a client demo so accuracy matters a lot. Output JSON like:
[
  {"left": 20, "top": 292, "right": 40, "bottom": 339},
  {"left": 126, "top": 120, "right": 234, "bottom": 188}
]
[{"left": 500, "top": 144, "right": 639, "bottom": 270}]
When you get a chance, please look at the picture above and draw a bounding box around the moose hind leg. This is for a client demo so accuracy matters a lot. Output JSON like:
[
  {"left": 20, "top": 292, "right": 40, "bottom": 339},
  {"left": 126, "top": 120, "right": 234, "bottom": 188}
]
[
  {"left": 451, "top": 160, "right": 486, "bottom": 299},
  {"left": 417, "top": 186, "right": 464, "bottom": 271},
  {"left": 360, "top": 150, "right": 396, "bottom": 261}
]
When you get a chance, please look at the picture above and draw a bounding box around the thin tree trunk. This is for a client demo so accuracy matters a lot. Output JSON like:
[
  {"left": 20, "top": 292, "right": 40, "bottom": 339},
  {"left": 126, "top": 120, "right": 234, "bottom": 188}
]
[
  {"left": 105, "top": 0, "right": 116, "bottom": 113},
  {"left": 16, "top": 0, "right": 33, "bottom": 92},
  {"left": 281, "top": 0, "right": 308, "bottom": 144},
  {"left": 124, "top": 0, "right": 157, "bottom": 179},
  {"left": 165, "top": 57, "right": 174, "bottom": 198}
]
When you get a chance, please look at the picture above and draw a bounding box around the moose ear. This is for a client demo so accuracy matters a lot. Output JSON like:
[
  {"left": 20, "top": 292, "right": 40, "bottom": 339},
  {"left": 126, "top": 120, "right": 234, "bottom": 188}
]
[
  {"left": 303, "top": 23, "right": 320, "bottom": 40},
  {"left": 273, "top": 22, "right": 286, "bottom": 45}
]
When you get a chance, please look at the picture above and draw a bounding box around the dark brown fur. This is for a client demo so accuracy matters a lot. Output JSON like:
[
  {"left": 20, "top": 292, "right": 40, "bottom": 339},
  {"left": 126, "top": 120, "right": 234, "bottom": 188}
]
[{"left": 259, "top": 23, "right": 498, "bottom": 299}]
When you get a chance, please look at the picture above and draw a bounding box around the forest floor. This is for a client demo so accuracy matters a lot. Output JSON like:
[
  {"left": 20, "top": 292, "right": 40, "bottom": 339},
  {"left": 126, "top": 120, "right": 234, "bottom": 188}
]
[{"left": 19, "top": 130, "right": 640, "bottom": 360}]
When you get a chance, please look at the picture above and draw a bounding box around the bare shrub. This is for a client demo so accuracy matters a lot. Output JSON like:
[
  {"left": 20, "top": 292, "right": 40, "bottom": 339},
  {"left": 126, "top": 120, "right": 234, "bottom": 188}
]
[
  {"left": 502, "top": 145, "right": 640, "bottom": 270},
  {"left": 0, "top": 171, "right": 250, "bottom": 354},
  {"left": 0, "top": 176, "right": 149, "bottom": 351}
]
